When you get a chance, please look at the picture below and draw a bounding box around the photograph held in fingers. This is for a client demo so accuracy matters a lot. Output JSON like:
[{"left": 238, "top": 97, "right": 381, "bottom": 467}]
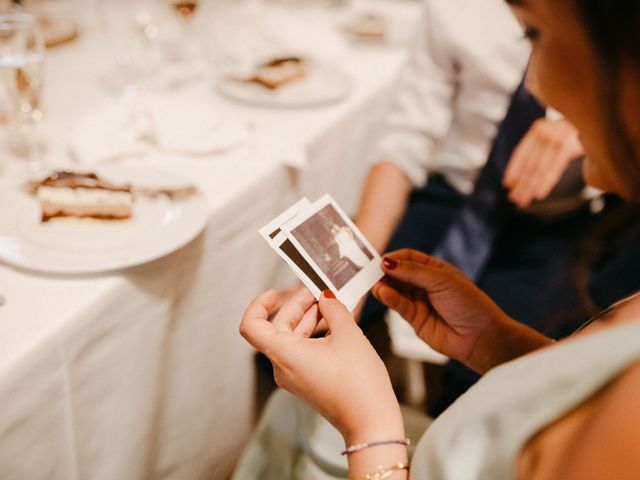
[{"left": 260, "top": 194, "right": 383, "bottom": 311}]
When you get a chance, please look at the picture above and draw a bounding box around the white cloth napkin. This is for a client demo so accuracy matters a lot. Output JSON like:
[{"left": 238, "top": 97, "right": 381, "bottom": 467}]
[{"left": 70, "top": 87, "right": 250, "bottom": 164}]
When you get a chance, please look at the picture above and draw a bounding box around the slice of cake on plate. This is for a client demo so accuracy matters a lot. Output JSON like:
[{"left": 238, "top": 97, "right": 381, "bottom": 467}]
[
  {"left": 246, "top": 56, "right": 307, "bottom": 90},
  {"left": 341, "top": 14, "right": 386, "bottom": 41},
  {"left": 28, "top": 171, "right": 134, "bottom": 222}
]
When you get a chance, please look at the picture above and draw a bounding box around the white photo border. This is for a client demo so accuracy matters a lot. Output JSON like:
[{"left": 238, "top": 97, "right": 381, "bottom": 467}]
[
  {"left": 258, "top": 198, "right": 324, "bottom": 297},
  {"left": 258, "top": 198, "right": 311, "bottom": 244}
]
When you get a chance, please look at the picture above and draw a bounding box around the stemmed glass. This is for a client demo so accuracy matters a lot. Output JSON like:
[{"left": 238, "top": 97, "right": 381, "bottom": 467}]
[{"left": 0, "top": 12, "right": 45, "bottom": 172}]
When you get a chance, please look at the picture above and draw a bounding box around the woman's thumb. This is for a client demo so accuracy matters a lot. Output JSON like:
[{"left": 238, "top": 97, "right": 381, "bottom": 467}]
[{"left": 318, "top": 290, "right": 353, "bottom": 333}]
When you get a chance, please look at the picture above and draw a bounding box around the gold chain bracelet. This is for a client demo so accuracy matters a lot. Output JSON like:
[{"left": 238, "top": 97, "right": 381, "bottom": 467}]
[{"left": 361, "top": 462, "right": 410, "bottom": 480}]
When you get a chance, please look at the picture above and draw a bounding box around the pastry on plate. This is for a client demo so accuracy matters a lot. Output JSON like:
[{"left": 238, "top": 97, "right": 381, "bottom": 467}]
[
  {"left": 242, "top": 56, "right": 308, "bottom": 90},
  {"left": 28, "top": 171, "right": 134, "bottom": 222},
  {"left": 341, "top": 14, "right": 386, "bottom": 41}
]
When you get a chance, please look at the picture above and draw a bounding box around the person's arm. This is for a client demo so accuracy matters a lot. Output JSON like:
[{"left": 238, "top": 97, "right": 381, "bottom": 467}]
[
  {"left": 355, "top": 0, "right": 458, "bottom": 251},
  {"left": 240, "top": 289, "right": 408, "bottom": 479},
  {"left": 355, "top": 162, "right": 413, "bottom": 254}
]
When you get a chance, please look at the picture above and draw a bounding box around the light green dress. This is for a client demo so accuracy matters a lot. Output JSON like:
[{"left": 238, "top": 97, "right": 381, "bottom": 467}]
[{"left": 234, "top": 321, "right": 640, "bottom": 479}]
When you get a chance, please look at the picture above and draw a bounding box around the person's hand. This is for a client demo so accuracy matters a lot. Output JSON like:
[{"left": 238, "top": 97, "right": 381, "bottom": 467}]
[
  {"left": 277, "top": 284, "right": 332, "bottom": 334},
  {"left": 373, "top": 249, "right": 551, "bottom": 373},
  {"left": 240, "top": 289, "right": 403, "bottom": 444},
  {"left": 503, "top": 117, "right": 584, "bottom": 208},
  {"left": 274, "top": 284, "right": 307, "bottom": 313}
]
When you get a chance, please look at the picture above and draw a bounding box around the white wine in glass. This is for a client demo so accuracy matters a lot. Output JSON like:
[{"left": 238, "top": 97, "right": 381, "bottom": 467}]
[
  {"left": 0, "top": 13, "right": 45, "bottom": 171},
  {"left": 0, "top": 52, "right": 43, "bottom": 122}
]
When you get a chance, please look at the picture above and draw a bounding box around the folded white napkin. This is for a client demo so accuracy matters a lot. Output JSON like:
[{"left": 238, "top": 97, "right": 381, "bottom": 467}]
[
  {"left": 70, "top": 88, "right": 249, "bottom": 164},
  {"left": 149, "top": 89, "right": 249, "bottom": 155},
  {"left": 69, "top": 98, "right": 148, "bottom": 164}
]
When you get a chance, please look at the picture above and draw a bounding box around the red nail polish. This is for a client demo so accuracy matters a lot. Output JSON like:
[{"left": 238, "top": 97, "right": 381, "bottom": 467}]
[
  {"left": 323, "top": 289, "right": 335, "bottom": 299},
  {"left": 383, "top": 258, "right": 397, "bottom": 269}
]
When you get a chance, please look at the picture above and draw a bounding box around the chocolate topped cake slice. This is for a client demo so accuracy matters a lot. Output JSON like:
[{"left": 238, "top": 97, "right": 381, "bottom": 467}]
[
  {"left": 247, "top": 56, "right": 307, "bottom": 90},
  {"left": 30, "top": 171, "right": 134, "bottom": 222}
]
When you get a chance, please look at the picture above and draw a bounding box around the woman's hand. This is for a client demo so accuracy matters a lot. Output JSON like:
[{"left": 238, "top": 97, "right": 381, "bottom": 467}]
[
  {"left": 373, "top": 249, "right": 552, "bottom": 373},
  {"left": 240, "top": 288, "right": 404, "bottom": 445}
]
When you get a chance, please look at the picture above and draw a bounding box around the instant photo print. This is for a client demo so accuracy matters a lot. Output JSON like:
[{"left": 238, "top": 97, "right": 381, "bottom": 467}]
[
  {"left": 258, "top": 198, "right": 328, "bottom": 297},
  {"left": 260, "top": 194, "right": 384, "bottom": 311}
]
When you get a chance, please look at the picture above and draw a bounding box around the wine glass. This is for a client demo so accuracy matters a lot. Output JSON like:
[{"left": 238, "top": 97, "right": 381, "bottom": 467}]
[{"left": 0, "top": 12, "right": 45, "bottom": 172}]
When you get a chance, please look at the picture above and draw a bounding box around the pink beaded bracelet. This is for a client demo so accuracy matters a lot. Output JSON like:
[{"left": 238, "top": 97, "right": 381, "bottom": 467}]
[{"left": 341, "top": 438, "right": 411, "bottom": 456}]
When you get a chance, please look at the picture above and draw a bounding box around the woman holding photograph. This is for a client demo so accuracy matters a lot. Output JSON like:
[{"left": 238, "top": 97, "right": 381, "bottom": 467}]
[{"left": 238, "top": 0, "right": 640, "bottom": 478}]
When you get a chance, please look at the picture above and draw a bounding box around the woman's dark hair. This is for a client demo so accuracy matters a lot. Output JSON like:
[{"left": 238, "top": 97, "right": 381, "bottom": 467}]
[
  {"left": 576, "top": 1, "right": 640, "bottom": 68},
  {"left": 575, "top": 0, "right": 640, "bottom": 199}
]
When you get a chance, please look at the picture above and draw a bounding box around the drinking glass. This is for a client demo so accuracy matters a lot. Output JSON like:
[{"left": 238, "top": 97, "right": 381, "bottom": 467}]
[{"left": 0, "top": 12, "right": 45, "bottom": 171}]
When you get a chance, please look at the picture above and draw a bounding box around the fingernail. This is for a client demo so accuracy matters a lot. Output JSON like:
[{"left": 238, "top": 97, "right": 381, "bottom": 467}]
[
  {"left": 382, "top": 257, "right": 397, "bottom": 269},
  {"left": 323, "top": 289, "right": 335, "bottom": 299}
]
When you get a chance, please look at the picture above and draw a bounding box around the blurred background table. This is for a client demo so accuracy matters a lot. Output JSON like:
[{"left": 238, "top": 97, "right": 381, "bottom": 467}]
[{"left": 0, "top": 0, "right": 420, "bottom": 478}]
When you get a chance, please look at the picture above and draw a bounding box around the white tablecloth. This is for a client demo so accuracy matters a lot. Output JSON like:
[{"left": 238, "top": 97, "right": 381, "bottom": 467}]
[{"left": 0, "top": 2, "right": 420, "bottom": 478}]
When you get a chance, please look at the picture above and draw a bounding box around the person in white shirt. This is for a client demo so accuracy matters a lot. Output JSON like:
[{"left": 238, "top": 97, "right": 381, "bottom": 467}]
[{"left": 353, "top": 0, "right": 580, "bottom": 256}]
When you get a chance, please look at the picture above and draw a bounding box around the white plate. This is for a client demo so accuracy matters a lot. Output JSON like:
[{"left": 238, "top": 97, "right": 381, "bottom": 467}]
[
  {"left": 0, "top": 167, "right": 209, "bottom": 274},
  {"left": 216, "top": 62, "right": 351, "bottom": 109}
]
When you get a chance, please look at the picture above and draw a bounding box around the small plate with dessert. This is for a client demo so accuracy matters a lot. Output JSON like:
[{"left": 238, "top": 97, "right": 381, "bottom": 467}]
[
  {"left": 217, "top": 56, "right": 351, "bottom": 109},
  {"left": 340, "top": 14, "right": 387, "bottom": 43},
  {"left": 0, "top": 167, "right": 208, "bottom": 274}
]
